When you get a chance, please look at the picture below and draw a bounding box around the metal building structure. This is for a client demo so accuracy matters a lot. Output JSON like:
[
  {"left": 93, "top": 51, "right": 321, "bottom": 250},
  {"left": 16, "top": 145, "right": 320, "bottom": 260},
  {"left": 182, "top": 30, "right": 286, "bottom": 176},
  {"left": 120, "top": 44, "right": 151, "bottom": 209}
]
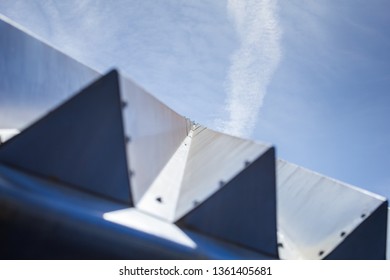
[{"left": 0, "top": 15, "right": 388, "bottom": 259}]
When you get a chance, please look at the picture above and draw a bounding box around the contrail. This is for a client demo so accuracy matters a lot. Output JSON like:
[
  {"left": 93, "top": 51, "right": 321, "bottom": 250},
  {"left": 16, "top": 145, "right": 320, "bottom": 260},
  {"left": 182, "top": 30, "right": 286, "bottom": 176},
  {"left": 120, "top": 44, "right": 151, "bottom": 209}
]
[{"left": 218, "top": 0, "right": 282, "bottom": 137}]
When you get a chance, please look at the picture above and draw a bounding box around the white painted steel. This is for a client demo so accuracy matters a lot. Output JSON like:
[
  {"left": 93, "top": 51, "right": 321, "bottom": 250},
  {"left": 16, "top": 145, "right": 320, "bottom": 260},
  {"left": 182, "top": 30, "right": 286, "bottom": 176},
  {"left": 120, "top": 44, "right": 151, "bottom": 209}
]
[
  {"left": 277, "top": 159, "right": 387, "bottom": 259},
  {"left": 119, "top": 76, "right": 191, "bottom": 205},
  {"left": 137, "top": 130, "right": 193, "bottom": 221}
]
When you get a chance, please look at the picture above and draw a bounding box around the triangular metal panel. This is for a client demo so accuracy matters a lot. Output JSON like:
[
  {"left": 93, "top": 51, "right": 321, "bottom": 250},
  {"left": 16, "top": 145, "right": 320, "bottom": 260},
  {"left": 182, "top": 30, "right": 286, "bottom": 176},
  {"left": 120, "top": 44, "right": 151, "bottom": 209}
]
[
  {"left": 175, "top": 127, "right": 272, "bottom": 221},
  {"left": 177, "top": 147, "right": 278, "bottom": 257},
  {"left": 136, "top": 130, "right": 193, "bottom": 221},
  {"left": 0, "top": 70, "right": 132, "bottom": 204},
  {"left": 119, "top": 76, "right": 190, "bottom": 205},
  {"left": 277, "top": 160, "right": 387, "bottom": 259},
  {"left": 0, "top": 16, "right": 99, "bottom": 130},
  {"left": 324, "top": 201, "right": 388, "bottom": 259}
]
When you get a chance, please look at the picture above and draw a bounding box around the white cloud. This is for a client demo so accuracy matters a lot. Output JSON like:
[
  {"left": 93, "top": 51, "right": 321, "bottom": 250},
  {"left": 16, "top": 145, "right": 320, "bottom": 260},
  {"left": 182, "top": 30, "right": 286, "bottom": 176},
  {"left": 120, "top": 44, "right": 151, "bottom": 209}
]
[{"left": 217, "top": 0, "right": 282, "bottom": 138}]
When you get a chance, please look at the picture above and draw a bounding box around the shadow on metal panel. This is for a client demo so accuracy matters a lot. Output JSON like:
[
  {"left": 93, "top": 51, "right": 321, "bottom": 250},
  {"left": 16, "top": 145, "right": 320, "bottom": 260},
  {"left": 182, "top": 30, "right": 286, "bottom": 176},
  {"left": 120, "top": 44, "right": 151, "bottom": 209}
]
[
  {"left": 277, "top": 160, "right": 387, "bottom": 260},
  {"left": 119, "top": 77, "right": 190, "bottom": 205},
  {"left": 178, "top": 148, "right": 278, "bottom": 257},
  {"left": 325, "top": 201, "right": 388, "bottom": 260},
  {"left": 0, "top": 71, "right": 132, "bottom": 204},
  {"left": 175, "top": 127, "right": 272, "bottom": 221}
]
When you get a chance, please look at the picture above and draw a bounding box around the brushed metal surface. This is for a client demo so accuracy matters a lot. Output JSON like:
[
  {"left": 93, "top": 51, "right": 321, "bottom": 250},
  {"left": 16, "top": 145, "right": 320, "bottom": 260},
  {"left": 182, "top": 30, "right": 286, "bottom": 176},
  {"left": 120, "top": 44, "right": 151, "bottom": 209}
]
[
  {"left": 136, "top": 130, "right": 194, "bottom": 221},
  {"left": 324, "top": 201, "right": 388, "bottom": 260},
  {"left": 178, "top": 146, "right": 278, "bottom": 256},
  {"left": 277, "top": 159, "right": 387, "bottom": 259},
  {"left": 119, "top": 76, "right": 191, "bottom": 205},
  {"left": 0, "top": 15, "right": 99, "bottom": 130},
  {"left": 0, "top": 163, "right": 272, "bottom": 259},
  {"left": 1, "top": 12, "right": 387, "bottom": 260},
  {"left": 134, "top": 123, "right": 279, "bottom": 258},
  {"left": 134, "top": 124, "right": 275, "bottom": 226},
  {"left": 0, "top": 71, "right": 132, "bottom": 204},
  {"left": 177, "top": 127, "right": 272, "bottom": 220}
]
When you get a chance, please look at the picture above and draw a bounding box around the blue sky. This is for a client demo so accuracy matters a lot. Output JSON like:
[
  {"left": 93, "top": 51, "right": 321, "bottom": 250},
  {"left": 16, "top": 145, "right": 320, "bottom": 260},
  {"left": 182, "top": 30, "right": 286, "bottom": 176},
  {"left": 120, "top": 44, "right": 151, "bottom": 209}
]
[{"left": 0, "top": 0, "right": 389, "bottom": 199}]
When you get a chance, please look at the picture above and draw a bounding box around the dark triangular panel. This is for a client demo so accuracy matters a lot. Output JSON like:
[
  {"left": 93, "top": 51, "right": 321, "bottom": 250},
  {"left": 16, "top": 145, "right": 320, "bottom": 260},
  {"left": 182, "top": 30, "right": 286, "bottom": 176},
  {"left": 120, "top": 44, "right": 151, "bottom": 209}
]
[
  {"left": 177, "top": 147, "right": 278, "bottom": 257},
  {"left": 325, "top": 201, "right": 388, "bottom": 260},
  {"left": 0, "top": 70, "right": 132, "bottom": 204}
]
